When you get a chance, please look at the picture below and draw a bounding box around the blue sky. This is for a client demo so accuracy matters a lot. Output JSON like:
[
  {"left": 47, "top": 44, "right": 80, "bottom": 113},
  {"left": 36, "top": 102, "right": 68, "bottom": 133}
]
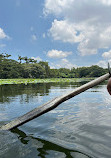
[{"left": 0, "top": 0, "right": 111, "bottom": 69}]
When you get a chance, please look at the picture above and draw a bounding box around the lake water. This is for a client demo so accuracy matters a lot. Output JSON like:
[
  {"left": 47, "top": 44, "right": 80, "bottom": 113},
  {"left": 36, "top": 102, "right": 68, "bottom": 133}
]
[{"left": 0, "top": 80, "right": 111, "bottom": 158}]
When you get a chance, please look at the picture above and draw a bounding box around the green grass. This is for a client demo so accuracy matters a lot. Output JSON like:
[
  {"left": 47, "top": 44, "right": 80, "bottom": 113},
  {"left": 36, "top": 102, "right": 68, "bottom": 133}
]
[{"left": 0, "top": 78, "right": 94, "bottom": 85}]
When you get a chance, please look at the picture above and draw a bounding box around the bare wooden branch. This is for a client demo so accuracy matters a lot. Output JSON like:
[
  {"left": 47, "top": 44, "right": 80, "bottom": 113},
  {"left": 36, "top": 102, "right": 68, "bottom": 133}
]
[{"left": 0, "top": 73, "right": 109, "bottom": 130}]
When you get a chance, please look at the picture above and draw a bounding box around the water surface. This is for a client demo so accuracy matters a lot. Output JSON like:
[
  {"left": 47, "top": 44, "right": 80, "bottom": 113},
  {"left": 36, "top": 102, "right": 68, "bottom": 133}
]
[{"left": 0, "top": 81, "right": 111, "bottom": 158}]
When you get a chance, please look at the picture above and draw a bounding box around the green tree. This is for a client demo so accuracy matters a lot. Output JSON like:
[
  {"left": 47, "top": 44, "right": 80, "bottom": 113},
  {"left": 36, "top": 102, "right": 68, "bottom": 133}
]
[
  {"left": 39, "top": 61, "right": 50, "bottom": 78},
  {"left": 18, "top": 55, "right": 22, "bottom": 64},
  {"left": 88, "top": 65, "right": 106, "bottom": 77},
  {"left": 49, "top": 69, "right": 60, "bottom": 78},
  {"left": 77, "top": 67, "right": 90, "bottom": 78},
  {"left": 0, "top": 59, "right": 23, "bottom": 78},
  {"left": 22, "top": 63, "right": 45, "bottom": 78},
  {"left": 4, "top": 53, "right": 11, "bottom": 58},
  {"left": 28, "top": 58, "right": 37, "bottom": 64},
  {"left": 70, "top": 67, "right": 76, "bottom": 78},
  {"left": 0, "top": 53, "right": 11, "bottom": 62},
  {"left": 59, "top": 68, "right": 71, "bottom": 78},
  {"left": 23, "top": 56, "right": 29, "bottom": 64}
]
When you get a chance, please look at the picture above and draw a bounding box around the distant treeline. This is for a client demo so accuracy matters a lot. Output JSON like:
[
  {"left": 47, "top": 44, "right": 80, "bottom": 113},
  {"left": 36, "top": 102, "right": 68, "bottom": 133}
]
[{"left": 0, "top": 53, "right": 107, "bottom": 79}]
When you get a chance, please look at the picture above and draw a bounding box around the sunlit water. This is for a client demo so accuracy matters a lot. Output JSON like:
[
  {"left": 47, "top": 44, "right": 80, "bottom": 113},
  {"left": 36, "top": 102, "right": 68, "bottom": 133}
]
[{"left": 0, "top": 81, "right": 111, "bottom": 158}]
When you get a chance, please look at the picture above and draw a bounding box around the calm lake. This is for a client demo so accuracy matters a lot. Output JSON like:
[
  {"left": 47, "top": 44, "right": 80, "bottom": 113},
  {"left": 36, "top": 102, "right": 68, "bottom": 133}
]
[{"left": 0, "top": 80, "right": 111, "bottom": 158}]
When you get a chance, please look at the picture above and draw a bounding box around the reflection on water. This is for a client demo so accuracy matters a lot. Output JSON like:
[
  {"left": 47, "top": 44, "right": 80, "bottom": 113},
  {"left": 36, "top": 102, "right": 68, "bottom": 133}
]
[
  {"left": 0, "top": 79, "right": 97, "bottom": 104},
  {"left": 0, "top": 80, "right": 111, "bottom": 158},
  {"left": 10, "top": 128, "right": 91, "bottom": 158},
  {"left": 0, "top": 83, "right": 50, "bottom": 103},
  {"left": 0, "top": 128, "right": 91, "bottom": 158}
]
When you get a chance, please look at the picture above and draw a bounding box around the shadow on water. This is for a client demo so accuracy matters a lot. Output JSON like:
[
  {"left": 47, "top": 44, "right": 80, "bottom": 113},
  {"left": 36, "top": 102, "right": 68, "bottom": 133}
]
[{"left": 11, "top": 128, "right": 93, "bottom": 158}]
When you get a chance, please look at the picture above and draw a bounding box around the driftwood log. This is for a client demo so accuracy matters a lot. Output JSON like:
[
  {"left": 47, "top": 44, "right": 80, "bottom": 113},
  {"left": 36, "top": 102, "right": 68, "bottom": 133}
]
[{"left": 0, "top": 73, "right": 110, "bottom": 130}]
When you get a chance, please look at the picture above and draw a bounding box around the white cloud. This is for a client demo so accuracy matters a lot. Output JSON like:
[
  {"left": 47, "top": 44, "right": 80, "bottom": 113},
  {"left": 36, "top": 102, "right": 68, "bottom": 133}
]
[
  {"left": 57, "top": 58, "right": 77, "bottom": 69},
  {"left": 97, "top": 49, "right": 111, "bottom": 68},
  {"left": 44, "top": 0, "right": 74, "bottom": 16},
  {"left": 44, "top": 0, "right": 111, "bottom": 22},
  {"left": 97, "top": 59, "right": 111, "bottom": 68},
  {"left": 31, "top": 34, "right": 37, "bottom": 41},
  {"left": 31, "top": 56, "right": 42, "bottom": 62},
  {"left": 44, "top": 0, "right": 111, "bottom": 56},
  {"left": 101, "top": 0, "right": 111, "bottom": 5},
  {"left": 102, "top": 50, "right": 111, "bottom": 58},
  {"left": 0, "top": 28, "right": 7, "bottom": 39},
  {"left": 50, "top": 58, "right": 77, "bottom": 69},
  {"left": 61, "top": 58, "right": 76, "bottom": 69},
  {"left": 97, "top": 60, "right": 107, "bottom": 68},
  {"left": 47, "top": 49, "right": 72, "bottom": 58},
  {"left": 43, "top": 33, "right": 46, "bottom": 38},
  {"left": 49, "top": 19, "right": 84, "bottom": 43}
]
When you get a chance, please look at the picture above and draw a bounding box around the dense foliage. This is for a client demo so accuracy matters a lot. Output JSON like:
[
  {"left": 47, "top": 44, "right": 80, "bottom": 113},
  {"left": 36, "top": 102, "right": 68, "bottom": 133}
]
[{"left": 0, "top": 53, "right": 107, "bottom": 79}]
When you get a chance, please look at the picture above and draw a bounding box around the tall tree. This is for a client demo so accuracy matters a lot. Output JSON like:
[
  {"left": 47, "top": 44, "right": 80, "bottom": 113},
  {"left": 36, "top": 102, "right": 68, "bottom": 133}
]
[
  {"left": 33, "top": 59, "right": 37, "bottom": 63},
  {"left": 39, "top": 61, "right": 50, "bottom": 78},
  {"left": 18, "top": 55, "right": 22, "bottom": 64},
  {"left": 0, "top": 53, "right": 4, "bottom": 62},
  {"left": 22, "top": 63, "right": 45, "bottom": 78},
  {"left": 28, "top": 58, "right": 37, "bottom": 63},
  {"left": 24, "top": 56, "right": 29, "bottom": 64},
  {"left": 29, "top": 58, "right": 33, "bottom": 63},
  {"left": 4, "top": 53, "right": 11, "bottom": 58},
  {"left": 0, "top": 59, "right": 23, "bottom": 78}
]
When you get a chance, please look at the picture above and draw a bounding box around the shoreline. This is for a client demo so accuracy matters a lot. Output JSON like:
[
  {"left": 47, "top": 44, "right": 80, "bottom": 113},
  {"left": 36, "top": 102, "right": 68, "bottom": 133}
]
[{"left": 0, "top": 78, "right": 94, "bottom": 85}]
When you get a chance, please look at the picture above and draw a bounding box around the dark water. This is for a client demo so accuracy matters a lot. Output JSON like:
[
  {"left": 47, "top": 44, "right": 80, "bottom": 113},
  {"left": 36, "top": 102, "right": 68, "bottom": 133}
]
[{"left": 0, "top": 81, "right": 111, "bottom": 158}]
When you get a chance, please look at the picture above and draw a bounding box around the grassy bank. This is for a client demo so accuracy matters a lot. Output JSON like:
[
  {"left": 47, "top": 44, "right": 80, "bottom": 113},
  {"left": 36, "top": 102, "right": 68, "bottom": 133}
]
[{"left": 0, "top": 78, "right": 94, "bottom": 85}]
